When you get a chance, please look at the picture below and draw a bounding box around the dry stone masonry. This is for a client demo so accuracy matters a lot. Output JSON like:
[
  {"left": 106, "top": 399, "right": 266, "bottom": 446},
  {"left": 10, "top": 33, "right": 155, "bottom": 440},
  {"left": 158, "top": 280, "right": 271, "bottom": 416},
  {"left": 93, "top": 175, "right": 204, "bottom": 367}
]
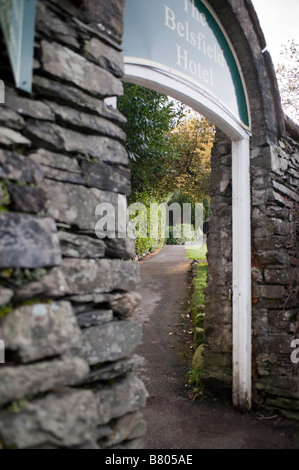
[
  {"left": 0, "top": 0, "right": 148, "bottom": 449},
  {"left": 204, "top": 127, "right": 299, "bottom": 417},
  {"left": 199, "top": 0, "right": 299, "bottom": 419}
]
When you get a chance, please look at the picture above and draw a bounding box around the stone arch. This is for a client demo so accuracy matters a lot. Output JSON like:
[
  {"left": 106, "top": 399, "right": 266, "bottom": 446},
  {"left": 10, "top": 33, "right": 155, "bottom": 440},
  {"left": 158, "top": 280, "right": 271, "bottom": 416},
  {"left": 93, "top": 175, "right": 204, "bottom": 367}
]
[{"left": 209, "top": 0, "right": 284, "bottom": 143}]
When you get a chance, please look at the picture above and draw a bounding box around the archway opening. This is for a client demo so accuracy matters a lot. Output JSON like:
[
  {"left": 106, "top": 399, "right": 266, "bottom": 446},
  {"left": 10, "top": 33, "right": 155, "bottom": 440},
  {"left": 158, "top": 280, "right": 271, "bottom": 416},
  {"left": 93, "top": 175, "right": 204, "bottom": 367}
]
[{"left": 122, "top": 0, "right": 253, "bottom": 410}]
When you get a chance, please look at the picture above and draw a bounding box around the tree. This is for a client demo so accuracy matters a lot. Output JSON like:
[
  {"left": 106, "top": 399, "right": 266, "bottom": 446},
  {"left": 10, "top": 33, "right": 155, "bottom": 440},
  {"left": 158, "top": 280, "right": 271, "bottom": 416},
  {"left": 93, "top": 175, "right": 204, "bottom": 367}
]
[
  {"left": 160, "top": 116, "right": 215, "bottom": 202},
  {"left": 118, "top": 84, "right": 215, "bottom": 255},
  {"left": 118, "top": 83, "right": 215, "bottom": 203},
  {"left": 118, "top": 83, "right": 184, "bottom": 198},
  {"left": 276, "top": 40, "right": 299, "bottom": 123}
]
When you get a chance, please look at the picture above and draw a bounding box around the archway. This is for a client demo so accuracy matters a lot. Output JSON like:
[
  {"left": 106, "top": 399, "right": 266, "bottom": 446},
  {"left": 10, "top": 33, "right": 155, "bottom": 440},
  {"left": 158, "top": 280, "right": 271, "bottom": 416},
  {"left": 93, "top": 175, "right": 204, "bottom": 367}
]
[{"left": 122, "top": 0, "right": 253, "bottom": 410}]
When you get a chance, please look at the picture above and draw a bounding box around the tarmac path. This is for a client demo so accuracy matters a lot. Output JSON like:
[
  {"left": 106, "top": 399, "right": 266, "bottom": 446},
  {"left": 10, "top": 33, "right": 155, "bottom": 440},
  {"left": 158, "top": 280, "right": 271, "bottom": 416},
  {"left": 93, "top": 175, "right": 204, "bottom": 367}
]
[{"left": 133, "top": 245, "right": 297, "bottom": 449}]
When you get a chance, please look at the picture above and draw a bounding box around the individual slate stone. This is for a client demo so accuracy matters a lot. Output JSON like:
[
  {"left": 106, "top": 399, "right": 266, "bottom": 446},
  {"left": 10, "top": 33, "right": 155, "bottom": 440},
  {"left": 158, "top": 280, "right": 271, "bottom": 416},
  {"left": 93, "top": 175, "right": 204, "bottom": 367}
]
[
  {"left": 78, "top": 0, "right": 126, "bottom": 44},
  {"left": 5, "top": 87, "right": 55, "bottom": 121},
  {"left": 29, "top": 149, "right": 84, "bottom": 184},
  {"left": 264, "top": 269, "right": 292, "bottom": 285},
  {"left": 0, "top": 357, "right": 89, "bottom": 406},
  {"left": 26, "top": 120, "right": 128, "bottom": 164},
  {"left": 0, "top": 127, "right": 31, "bottom": 147},
  {"left": 8, "top": 185, "right": 47, "bottom": 214},
  {"left": 29, "top": 148, "right": 81, "bottom": 173},
  {"left": 95, "top": 374, "right": 148, "bottom": 425},
  {"left": 14, "top": 267, "right": 70, "bottom": 302},
  {"left": 0, "top": 149, "right": 44, "bottom": 183},
  {"left": 105, "top": 238, "right": 136, "bottom": 261},
  {"left": 41, "top": 179, "right": 120, "bottom": 231},
  {"left": 254, "top": 376, "right": 299, "bottom": 399},
  {"left": 84, "top": 37, "right": 124, "bottom": 77},
  {"left": 61, "top": 258, "right": 140, "bottom": 294},
  {"left": 58, "top": 231, "right": 106, "bottom": 259},
  {"left": 0, "top": 213, "right": 62, "bottom": 268},
  {"left": 46, "top": 102, "right": 126, "bottom": 141},
  {"left": 33, "top": 76, "right": 127, "bottom": 124},
  {"left": 80, "top": 321, "right": 142, "bottom": 365},
  {"left": 109, "top": 292, "right": 142, "bottom": 319},
  {"left": 41, "top": 40, "right": 123, "bottom": 97},
  {"left": 81, "top": 355, "right": 145, "bottom": 384},
  {"left": 40, "top": 166, "right": 85, "bottom": 184},
  {"left": 0, "top": 107, "right": 25, "bottom": 130},
  {"left": 254, "top": 285, "right": 286, "bottom": 299},
  {"left": 100, "top": 411, "right": 146, "bottom": 449},
  {"left": 76, "top": 310, "right": 113, "bottom": 328},
  {"left": 67, "top": 293, "right": 115, "bottom": 305},
  {"left": 272, "top": 180, "right": 299, "bottom": 203},
  {"left": 81, "top": 160, "right": 131, "bottom": 195},
  {"left": 0, "top": 301, "right": 81, "bottom": 363},
  {"left": 36, "top": 2, "right": 80, "bottom": 49},
  {"left": 0, "top": 288, "right": 13, "bottom": 307},
  {"left": 0, "top": 389, "right": 98, "bottom": 448}
]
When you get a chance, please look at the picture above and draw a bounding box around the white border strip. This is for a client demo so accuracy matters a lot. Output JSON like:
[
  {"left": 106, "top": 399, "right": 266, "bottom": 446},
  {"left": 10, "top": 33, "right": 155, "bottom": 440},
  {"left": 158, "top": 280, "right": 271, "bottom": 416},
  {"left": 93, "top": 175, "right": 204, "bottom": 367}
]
[{"left": 232, "top": 138, "right": 252, "bottom": 410}]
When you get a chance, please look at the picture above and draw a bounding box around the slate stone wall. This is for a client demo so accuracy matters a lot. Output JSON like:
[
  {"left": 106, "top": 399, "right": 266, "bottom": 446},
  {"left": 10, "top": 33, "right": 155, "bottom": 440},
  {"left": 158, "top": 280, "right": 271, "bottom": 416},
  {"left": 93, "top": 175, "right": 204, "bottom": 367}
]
[
  {"left": 202, "top": 0, "right": 299, "bottom": 418},
  {"left": 251, "top": 121, "right": 299, "bottom": 418},
  {"left": 202, "top": 131, "right": 233, "bottom": 399},
  {"left": 0, "top": 0, "right": 148, "bottom": 449},
  {"left": 204, "top": 125, "right": 299, "bottom": 417}
]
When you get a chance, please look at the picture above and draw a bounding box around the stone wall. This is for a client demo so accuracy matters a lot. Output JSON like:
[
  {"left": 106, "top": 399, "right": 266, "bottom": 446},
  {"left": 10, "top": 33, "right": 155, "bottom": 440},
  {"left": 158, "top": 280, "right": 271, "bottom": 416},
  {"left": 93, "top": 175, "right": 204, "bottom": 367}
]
[
  {"left": 203, "top": 123, "right": 299, "bottom": 417},
  {"left": 251, "top": 121, "right": 299, "bottom": 418},
  {"left": 0, "top": 0, "right": 148, "bottom": 449},
  {"left": 202, "top": 0, "right": 299, "bottom": 419},
  {"left": 202, "top": 131, "right": 233, "bottom": 398}
]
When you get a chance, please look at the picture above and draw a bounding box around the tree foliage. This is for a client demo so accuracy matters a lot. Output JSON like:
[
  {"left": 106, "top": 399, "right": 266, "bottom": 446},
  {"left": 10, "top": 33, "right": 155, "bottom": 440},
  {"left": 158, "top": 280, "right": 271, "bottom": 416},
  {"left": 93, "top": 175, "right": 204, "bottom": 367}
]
[
  {"left": 118, "top": 83, "right": 184, "bottom": 197},
  {"left": 118, "top": 83, "right": 215, "bottom": 255},
  {"left": 118, "top": 83, "right": 215, "bottom": 203},
  {"left": 161, "top": 116, "right": 215, "bottom": 202},
  {"left": 276, "top": 40, "right": 299, "bottom": 123}
]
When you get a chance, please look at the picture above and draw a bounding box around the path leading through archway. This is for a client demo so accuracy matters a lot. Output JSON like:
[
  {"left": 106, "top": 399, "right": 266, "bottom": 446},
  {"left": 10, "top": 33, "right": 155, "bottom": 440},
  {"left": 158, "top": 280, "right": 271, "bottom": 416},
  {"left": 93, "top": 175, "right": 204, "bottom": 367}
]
[{"left": 133, "top": 246, "right": 296, "bottom": 449}]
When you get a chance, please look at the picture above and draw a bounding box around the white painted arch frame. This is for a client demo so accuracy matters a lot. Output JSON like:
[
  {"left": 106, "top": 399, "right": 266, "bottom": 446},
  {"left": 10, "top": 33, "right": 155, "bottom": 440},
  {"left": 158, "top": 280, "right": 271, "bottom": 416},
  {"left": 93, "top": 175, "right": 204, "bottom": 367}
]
[{"left": 124, "top": 63, "right": 252, "bottom": 410}]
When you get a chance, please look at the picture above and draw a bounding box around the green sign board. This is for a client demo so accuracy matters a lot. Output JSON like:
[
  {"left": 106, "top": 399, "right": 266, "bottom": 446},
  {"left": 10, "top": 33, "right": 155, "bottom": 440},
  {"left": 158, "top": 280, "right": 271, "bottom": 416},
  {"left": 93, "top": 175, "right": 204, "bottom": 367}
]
[
  {"left": 0, "top": 0, "right": 36, "bottom": 93},
  {"left": 123, "top": 0, "right": 250, "bottom": 129}
]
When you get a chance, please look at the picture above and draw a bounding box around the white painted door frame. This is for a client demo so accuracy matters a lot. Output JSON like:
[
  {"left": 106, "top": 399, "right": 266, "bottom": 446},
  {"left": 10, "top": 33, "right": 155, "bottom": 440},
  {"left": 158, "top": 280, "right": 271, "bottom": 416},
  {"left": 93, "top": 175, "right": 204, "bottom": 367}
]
[
  {"left": 124, "top": 64, "right": 252, "bottom": 410},
  {"left": 232, "top": 138, "right": 252, "bottom": 410}
]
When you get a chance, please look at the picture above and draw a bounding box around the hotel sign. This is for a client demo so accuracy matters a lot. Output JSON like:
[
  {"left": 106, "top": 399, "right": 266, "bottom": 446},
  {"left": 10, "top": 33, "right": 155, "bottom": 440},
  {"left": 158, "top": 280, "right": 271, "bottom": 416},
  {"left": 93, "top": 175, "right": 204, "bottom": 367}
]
[{"left": 123, "top": 0, "right": 250, "bottom": 129}]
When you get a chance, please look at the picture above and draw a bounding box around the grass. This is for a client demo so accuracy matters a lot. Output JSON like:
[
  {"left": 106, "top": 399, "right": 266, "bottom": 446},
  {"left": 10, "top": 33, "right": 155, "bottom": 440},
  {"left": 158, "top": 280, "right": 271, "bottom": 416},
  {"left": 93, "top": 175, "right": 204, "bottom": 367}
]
[
  {"left": 190, "top": 263, "right": 208, "bottom": 329},
  {"left": 186, "top": 246, "right": 208, "bottom": 395},
  {"left": 185, "top": 243, "right": 207, "bottom": 261}
]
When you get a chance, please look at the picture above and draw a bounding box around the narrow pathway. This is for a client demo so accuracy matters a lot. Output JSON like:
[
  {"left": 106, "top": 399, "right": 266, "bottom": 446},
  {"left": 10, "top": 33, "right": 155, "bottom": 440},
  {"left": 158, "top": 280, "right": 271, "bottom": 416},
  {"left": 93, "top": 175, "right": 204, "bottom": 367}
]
[{"left": 133, "top": 246, "right": 297, "bottom": 449}]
